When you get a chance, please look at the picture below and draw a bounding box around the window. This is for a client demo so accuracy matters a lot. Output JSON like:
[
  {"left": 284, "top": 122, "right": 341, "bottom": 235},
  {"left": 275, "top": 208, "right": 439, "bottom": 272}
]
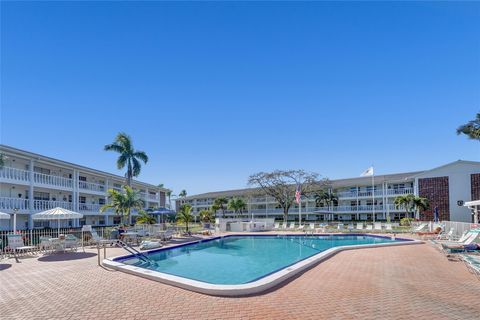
[
  {"left": 79, "top": 176, "right": 87, "bottom": 181},
  {"left": 79, "top": 196, "right": 86, "bottom": 203},
  {"left": 34, "top": 192, "right": 49, "bottom": 200},
  {"left": 34, "top": 167, "right": 51, "bottom": 175},
  {"left": 113, "top": 216, "right": 121, "bottom": 224},
  {"left": 99, "top": 198, "right": 105, "bottom": 205},
  {"left": 99, "top": 219, "right": 105, "bottom": 225}
]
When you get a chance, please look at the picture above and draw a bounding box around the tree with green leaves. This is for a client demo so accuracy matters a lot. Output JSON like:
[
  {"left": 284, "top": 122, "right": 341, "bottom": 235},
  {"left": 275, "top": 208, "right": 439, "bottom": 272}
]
[
  {"left": 394, "top": 194, "right": 430, "bottom": 221},
  {"left": 248, "top": 170, "right": 327, "bottom": 223},
  {"left": 457, "top": 113, "right": 480, "bottom": 141},
  {"left": 177, "top": 204, "right": 194, "bottom": 233},
  {"left": 100, "top": 185, "right": 144, "bottom": 224},
  {"left": 136, "top": 210, "right": 156, "bottom": 224},
  {"left": 179, "top": 190, "right": 187, "bottom": 198},
  {"left": 314, "top": 189, "right": 337, "bottom": 210},
  {"left": 227, "top": 197, "right": 247, "bottom": 217},
  {"left": 199, "top": 209, "right": 215, "bottom": 224},
  {"left": 104, "top": 132, "right": 148, "bottom": 186},
  {"left": 213, "top": 197, "right": 228, "bottom": 217},
  {"left": 0, "top": 153, "right": 5, "bottom": 168}
]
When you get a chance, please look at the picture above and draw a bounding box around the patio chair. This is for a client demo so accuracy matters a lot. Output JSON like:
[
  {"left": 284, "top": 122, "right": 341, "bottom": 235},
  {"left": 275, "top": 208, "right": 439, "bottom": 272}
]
[
  {"left": 365, "top": 225, "right": 373, "bottom": 231},
  {"left": 38, "top": 236, "right": 54, "bottom": 253},
  {"left": 273, "top": 223, "right": 280, "bottom": 230},
  {"left": 347, "top": 224, "right": 354, "bottom": 231},
  {"left": 461, "top": 254, "right": 480, "bottom": 279},
  {"left": 385, "top": 224, "right": 393, "bottom": 231},
  {"left": 297, "top": 225, "right": 305, "bottom": 231},
  {"left": 309, "top": 223, "right": 315, "bottom": 231},
  {"left": 436, "top": 229, "right": 454, "bottom": 241},
  {"left": 374, "top": 222, "right": 382, "bottom": 231},
  {"left": 337, "top": 223, "right": 344, "bottom": 230},
  {"left": 441, "top": 231, "right": 480, "bottom": 253},
  {"left": 356, "top": 223, "right": 364, "bottom": 230},
  {"left": 289, "top": 223, "right": 296, "bottom": 230},
  {"left": 7, "top": 234, "right": 36, "bottom": 257},
  {"left": 161, "top": 229, "right": 174, "bottom": 241},
  {"left": 280, "top": 223, "right": 287, "bottom": 230},
  {"left": 64, "top": 234, "right": 79, "bottom": 252}
]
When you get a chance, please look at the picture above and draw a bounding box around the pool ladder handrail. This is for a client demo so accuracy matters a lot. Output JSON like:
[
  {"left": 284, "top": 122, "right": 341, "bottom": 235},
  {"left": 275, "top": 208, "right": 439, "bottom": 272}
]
[{"left": 115, "top": 240, "right": 158, "bottom": 267}]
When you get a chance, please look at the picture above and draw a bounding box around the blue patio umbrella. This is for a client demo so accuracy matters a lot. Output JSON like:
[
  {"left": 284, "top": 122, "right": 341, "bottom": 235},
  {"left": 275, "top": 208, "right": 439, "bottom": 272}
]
[{"left": 433, "top": 207, "right": 439, "bottom": 222}]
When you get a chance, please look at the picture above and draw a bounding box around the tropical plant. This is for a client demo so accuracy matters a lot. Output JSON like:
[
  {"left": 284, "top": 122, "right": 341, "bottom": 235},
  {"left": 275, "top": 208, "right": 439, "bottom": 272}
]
[
  {"left": 0, "top": 153, "right": 5, "bottom": 168},
  {"left": 104, "top": 132, "right": 148, "bottom": 186},
  {"left": 213, "top": 197, "right": 228, "bottom": 217},
  {"left": 457, "top": 113, "right": 480, "bottom": 141},
  {"left": 179, "top": 189, "right": 187, "bottom": 198},
  {"left": 394, "top": 194, "right": 430, "bottom": 220},
  {"left": 199, "top": 209, "right": 215, "bottom": 223},
  {"left": 227, "top": 197, "right": 246, "bottom": 217},
  {"left": 314, "top": 189, "right": 337, "bottom": 209},
  {"left": 177, "top": 204, "right": 193, "bottom": 233},
  {"left": 136, "top": 210, "right": 156, "bottom": 224},
  {"left": 248, "top": 170, "right": 328, "bottom": 222},
  {"left": 100, "top": 185, "right": 144, "bottom": 224}
]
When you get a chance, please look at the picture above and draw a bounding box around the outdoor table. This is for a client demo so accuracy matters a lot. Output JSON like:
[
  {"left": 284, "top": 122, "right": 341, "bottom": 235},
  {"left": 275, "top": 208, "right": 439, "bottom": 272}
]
[{"left": 49, "top": 238, "right": 65, "bottom": 253}]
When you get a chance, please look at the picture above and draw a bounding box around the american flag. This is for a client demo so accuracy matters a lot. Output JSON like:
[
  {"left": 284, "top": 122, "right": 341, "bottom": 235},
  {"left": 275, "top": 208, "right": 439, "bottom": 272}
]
[{"left": 295, "top": 184, "right": 301, "bottom": 204}]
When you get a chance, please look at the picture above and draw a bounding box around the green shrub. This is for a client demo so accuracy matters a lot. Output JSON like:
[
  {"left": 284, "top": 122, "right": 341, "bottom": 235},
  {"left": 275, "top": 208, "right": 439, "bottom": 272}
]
[{"left": 400, "top": 218, "right": 414, "bottom": 226}]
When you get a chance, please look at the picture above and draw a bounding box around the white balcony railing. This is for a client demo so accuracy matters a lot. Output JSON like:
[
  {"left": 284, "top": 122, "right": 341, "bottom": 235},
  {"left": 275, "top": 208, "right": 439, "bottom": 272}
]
[
  {"left": 0, "top": 166, "right": 30, "bottom": 182},
  {"left": 337, "top": 188, "right": 414, "bottom": 199},
  {"left": 386, "top": 188, "right": 414, "bottom": 196},
  {"left": 147, "top": 194, "right": 159, "bottom": 201},
  {"left": 79, "top": 203, "right": 102, "bottom": 212},
  {"left": 34, "top": 172, "right": 73, "bottom": 189},
  {"left": 0, "top": 197, "right": 29, "bottom": 211},
  {"left": 78, "top": 181, "right": 106, "bottom": 193},
  {"left": 33, "top": 200, "right": 73, "bottom": 211}
]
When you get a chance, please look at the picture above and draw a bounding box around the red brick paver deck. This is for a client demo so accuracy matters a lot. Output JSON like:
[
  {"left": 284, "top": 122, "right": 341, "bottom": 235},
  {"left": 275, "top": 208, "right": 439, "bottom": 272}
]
[{"left": 1, "top": 243, "right": 479, "bottom": 320}]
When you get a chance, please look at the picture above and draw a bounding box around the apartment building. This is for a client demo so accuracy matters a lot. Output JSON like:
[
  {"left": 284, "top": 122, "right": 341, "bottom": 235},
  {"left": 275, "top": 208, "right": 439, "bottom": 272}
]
[
  {"left": 0, "top": 145, "right": 169, "bottom": 230},
  {"left": 176, "top": 160, "right": 480, "bottom": 223}
]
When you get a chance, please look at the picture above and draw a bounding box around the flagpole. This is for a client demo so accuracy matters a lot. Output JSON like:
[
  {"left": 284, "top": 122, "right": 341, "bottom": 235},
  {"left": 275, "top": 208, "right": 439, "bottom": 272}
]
[{"left": 372, "top": 166, "right": 375, "bottom": 223}]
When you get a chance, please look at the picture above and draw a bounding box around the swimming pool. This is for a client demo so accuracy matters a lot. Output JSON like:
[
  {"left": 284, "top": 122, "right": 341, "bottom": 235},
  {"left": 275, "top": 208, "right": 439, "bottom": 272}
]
[{"left": 105, "top": 234, "right": 420, "bottom": 296}]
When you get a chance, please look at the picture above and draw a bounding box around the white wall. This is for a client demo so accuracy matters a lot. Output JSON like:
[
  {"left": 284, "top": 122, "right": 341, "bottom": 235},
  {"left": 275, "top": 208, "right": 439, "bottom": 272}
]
[{"left": 416, "top": 161, "right": 480, "bottom": 223}]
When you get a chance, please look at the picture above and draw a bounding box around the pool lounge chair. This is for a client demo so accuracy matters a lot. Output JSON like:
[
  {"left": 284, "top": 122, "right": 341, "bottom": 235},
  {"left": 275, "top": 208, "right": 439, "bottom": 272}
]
[
  {"left": 297, "top": 225, "right": 305, "bottom": 231},
  {"left": 385, "top": 224, "right": 393, "bottom": 231},
  {"left": 374, "top": 222, "right": 382, "bottom": 231},
  {"left": 347, "top": 224, "right": 354, "bottom": 231},
  {"left": 412, "top": 223, "right": 428, "bottom": 232},
  {"left": 365, "top": 225, "right": 373, "bottom": 231},
  {"left": 281, "top": 223, "right": 287, "bottom": 230},
  {"left": 273, "top": 223, "right": 280, "bottom": 230},
  {"left": 337, "top": 223, "right": 344, "bottom": 230},
  {"left": 461, "top": 254, "right": 480, "bottom": 279},
  {"left": 356, "top": 223, "right": 364, "bottom": 230},
  {"left": 64, "top": 234, "right": 79, "bottom": 252},
  {"left": 441, "top": 231, "right": 479, "bottom": 253},
  {"left": 289, "top": 223, "right": 296, "bottom": 230}
]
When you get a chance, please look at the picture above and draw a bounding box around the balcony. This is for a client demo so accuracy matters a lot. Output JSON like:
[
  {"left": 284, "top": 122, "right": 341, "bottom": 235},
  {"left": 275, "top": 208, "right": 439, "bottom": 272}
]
[
  {"left": 337, "top": 188, "right": 414, "bottom": 199},
  {"left": 0, "top": 166, "right": 30, "bottom": 184},
  {"left": 33, "top": 200, "right": 73, "bottom": 211},
  {"left": 34, "top": 172, "right": 73, "bottom": 189},
  {"left": 79, "top": 203, "right": 102, "bottom": 213},
  {"left": 0, "top": 197, "right": 29, "bottom": 211},
  {"left": 78, "top": 181, "right": 106, "bottom": 194}
]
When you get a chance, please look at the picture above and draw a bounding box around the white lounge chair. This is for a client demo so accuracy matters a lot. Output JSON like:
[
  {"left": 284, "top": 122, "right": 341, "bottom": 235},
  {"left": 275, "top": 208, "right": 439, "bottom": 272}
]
[
  {"left": 365, "top": 225, "right": 373, "bottom": 231},
  {"left": 273, "top": 223, "right": 280, "bottom": 230},
  {"left": 309, "top": 223, "right": 315, "bottom": 231},
  {"left": 347, "top": 224, "right": 354, "bottom": 231},
  {"left": 337, "top": 223, "right": 344, "bottom": 230},
  {"left": 281, "top": 223, "right": 287, "bottom": 230},
  {"left": 374, "top": 222, "right": 382, "bottom": 231},
  {"left": 38, "top": 236, "right": 54, "bottom": 253},
  {"left": 7, "top": 234, "right": 36, "bottom": 256},
  {"left": 356, "top": 223, "right": 364, "bottom": 230},
  {"left": 412, "top": 223, "right": 427, "bottom": 232},
  {"left": 385, "top": 224, "right": 393, "bottom": 231},
  {"left": 441, "top": 231, "right": 479, "bottom": 252},
  {"left": 288, "top": 223, "right": 296, "bottom": 230},
  {"left": 297, "top": 225, "right": 305, "bottom": 231},
  {"left": 64, "top": 234, "right": 79, "bottom": 252}
]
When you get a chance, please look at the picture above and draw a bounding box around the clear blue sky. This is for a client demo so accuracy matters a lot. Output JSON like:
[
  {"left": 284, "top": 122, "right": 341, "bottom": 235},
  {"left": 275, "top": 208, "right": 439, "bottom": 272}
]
[{"left": 1, "top": 1, "right": 479, "bottom": 196}]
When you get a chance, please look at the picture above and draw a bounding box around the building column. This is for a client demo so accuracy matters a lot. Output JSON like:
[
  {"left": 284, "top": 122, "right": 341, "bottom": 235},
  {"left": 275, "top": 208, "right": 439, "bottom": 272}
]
[
  {"left": 28, "top": 159, "right": 34, "bottom": 230},
  {"left": 145, "top": 188, "right": 149, "bottom": 209},
  {"left": 73, "top": 169, "right": 79, "bottom": 212}
]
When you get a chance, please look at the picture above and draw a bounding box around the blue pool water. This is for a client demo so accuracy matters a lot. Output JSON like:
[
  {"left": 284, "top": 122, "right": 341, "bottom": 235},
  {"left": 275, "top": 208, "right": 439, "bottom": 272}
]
[{"left": 118, "top": 235, "right": 403, "bottom": 285}]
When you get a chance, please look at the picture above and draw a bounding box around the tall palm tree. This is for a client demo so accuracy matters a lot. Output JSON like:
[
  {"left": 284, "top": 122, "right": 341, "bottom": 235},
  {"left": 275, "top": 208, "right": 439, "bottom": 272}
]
[
  {"left": 394, "top": 194, "right": 430, "bottom": 220},
  {"left": 457, "top": 113, "right": 480, "bottom": 141},
  {"left": 227, "top": 198, "right": 246, "bottom": 217},
  {"left": 179, "top": 190, "right": 187, "bottom": 198},
  {"left": 199, "top": 209, "right": 214, "bottom": 224},
  {"left": 100, "top": 186, "right": 144, "bottom": 225},
  {"left": 177, "top": 204, "right": 193, "bottom": 233},
  {"left": 314, "top": 190, "right": 337, "bottom": 209},
  {"left": 213, "top": 197, "right": 228, "bottom": 217},
  {"left": 104, "top": 132, "right": 148, "bottom": 186}
]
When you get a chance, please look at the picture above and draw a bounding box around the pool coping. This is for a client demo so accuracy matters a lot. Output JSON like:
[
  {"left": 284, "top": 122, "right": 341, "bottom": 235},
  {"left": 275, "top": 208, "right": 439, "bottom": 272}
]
[{"left": 103, "top": 234, "right": 423, "bottom": 296}]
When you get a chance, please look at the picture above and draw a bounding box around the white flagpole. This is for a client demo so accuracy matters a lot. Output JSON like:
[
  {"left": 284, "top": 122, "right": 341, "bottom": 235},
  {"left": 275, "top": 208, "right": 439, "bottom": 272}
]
[
  {"left": 298, "top": 197, "right": 301, "bottom": 226},
  {"left": 372, "top": 166, "right": 375, "bottom": 223}
]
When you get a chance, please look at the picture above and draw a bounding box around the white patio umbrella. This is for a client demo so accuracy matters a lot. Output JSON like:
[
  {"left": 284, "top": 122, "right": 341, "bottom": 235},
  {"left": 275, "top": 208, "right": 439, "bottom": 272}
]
[
  {"left": 32, "top": 207, "right": 83, "bottom": 234},
  {"left": 0, "top": 211, "right": 10, "bottom": 219}
]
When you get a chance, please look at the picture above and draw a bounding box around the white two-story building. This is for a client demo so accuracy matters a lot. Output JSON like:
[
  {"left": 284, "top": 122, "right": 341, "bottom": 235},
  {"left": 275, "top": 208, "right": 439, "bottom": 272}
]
[
  {"left": 0, "top": 145, "right": 169, "bottom": 230},
  {"left": 177, "top": 160, "right": 480, "bottom": 223}
]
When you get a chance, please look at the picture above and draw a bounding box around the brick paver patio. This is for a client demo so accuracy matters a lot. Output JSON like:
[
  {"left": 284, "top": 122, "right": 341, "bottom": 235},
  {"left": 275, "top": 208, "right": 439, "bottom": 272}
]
[{"left": 1, "top": 240, "right": 479, "bottom": 320}]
